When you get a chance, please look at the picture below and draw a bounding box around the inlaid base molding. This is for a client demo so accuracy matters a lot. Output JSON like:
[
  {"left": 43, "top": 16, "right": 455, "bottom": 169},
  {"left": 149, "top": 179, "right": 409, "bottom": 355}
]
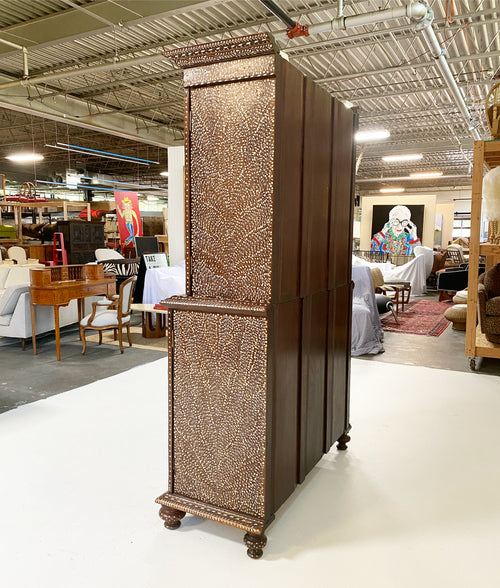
[{"left": 156, "top": 492, "right": 271, "bottom": 557}]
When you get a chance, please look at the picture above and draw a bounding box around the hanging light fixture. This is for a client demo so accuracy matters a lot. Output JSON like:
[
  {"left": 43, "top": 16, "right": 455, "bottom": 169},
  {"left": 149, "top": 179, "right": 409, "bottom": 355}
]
[
  {"left": 409, "top": 171, "right": 443, "bottom": 178},
  {"left": 355, "top": 129, "right": 390, "bottom": 142},
  {"left": 382, "top": 154, "right": 423, "bottom": 162},
  {"left": 6, "top": 153, "right": 44, "bottom": 162}
]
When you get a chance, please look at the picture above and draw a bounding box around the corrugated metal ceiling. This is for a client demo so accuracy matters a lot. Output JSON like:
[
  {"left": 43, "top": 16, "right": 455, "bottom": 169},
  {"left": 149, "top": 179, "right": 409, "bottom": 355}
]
[{"left": 0, "top": 0, "right": 498, "bottom": 193}]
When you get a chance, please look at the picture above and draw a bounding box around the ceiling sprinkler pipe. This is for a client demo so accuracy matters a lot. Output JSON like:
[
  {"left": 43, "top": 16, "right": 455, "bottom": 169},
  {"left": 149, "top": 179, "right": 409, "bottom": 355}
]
[
  {"left": 22, "top": 48, "right": 29, "bottom": 78},
  {"left": 274, "top": 1, "right": 429, "bottom": 38},
  {"left": 0, "top": 38, "right": 24, "bottom": 50},
  {"left": 273, "top": 0, "right": 480, "bottom": 140},
  {"left": 0, "top": 38, "right": 29, "bottom": 79},
  {"left": 258, "top": 0, "right": 295, "bottom": 29},
  {"left": 420, "top": 22, "right": 482, "bottom": 140}
]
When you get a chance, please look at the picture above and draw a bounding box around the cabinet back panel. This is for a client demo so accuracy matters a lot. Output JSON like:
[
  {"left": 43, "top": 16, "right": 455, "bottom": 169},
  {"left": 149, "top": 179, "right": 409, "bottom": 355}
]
[
  {"left": 300, "top": 79, "right": 333, "bottom": 297},
  {"left": 299, "top": 291, "right": 329, "bottom": 481},
  {"left": 326, "top": 284, "right": 351, "bottom": 448},
  {"left": 272, "top": 59, "right": 304, "bottom": 302},
  {"left": 330, "top": 101, "right": 355, "bottom": 289},
  {"left": 270, "top": 299, "right": 301, "bottom": 511}
]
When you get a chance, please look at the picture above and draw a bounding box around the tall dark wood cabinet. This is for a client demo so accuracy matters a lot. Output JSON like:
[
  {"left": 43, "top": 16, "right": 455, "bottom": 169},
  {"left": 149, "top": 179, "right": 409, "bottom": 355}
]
[
  {"left": 56, "top": 220, "right": 105, "bottom": 264},
  {"left": 156, "top": 34, "right": 355, "bottom": 559}
]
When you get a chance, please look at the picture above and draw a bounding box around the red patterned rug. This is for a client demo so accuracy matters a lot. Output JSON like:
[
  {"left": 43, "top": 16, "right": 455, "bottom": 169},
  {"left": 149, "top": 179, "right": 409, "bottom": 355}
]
[{"left": 381, "top": 299, "right": 453, "bottom": 336}]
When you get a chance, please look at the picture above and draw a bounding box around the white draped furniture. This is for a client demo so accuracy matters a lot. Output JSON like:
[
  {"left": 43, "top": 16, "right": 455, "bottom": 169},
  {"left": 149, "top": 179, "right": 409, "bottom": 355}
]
[
  {"left": 351, "top": 266, "right": 384, "bottom": 356},
  {"left": 352, "top": 245, "right": 434, "bottom": 298},
  {"left": 142, "top": 261, "right": 186, "bottom": 305}
]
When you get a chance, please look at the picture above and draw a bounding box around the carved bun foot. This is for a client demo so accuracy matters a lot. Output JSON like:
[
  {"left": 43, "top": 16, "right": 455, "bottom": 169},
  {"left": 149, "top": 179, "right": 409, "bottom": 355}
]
[
  {"left": 336, "top": 432, "right": 351, "bottom": 451},
  {"left": 243, "top": 532, "right": 267, "bottom": 559},
  {"left": 159, "top": 505, "right": 186, "bottom": 530}
]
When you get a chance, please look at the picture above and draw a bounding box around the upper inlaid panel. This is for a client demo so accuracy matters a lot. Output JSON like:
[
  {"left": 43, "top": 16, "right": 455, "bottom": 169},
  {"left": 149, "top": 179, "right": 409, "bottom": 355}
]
[
  {"left": 189, "top": 78, "right": 275, "bottom": 303},
  {"left": 184, "top": 54, "right": 275, "bottom": 87},
  {"left": 164, "top": 32, "right": 275, "bottom": 69}
]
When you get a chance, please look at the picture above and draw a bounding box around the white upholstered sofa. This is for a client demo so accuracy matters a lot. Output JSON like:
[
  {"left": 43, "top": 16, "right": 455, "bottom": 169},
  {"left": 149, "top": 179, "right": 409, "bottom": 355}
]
[{"left": 0, "top": 265, "right": 80, "bottom": 348}]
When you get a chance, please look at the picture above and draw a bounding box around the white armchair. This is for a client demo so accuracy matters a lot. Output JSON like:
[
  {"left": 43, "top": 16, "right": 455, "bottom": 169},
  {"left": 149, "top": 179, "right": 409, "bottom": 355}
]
[
  {"left": 80, "top": 276, "right": 136, "bottom": 354},
  {"left": 7, "top": 246, "right": 27, "bottom": 264}
]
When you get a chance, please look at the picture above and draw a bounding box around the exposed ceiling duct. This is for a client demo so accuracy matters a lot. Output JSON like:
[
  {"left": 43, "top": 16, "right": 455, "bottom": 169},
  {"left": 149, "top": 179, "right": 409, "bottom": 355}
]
[
  {"left": 260, "top": 0, "right": 481, "bottom": 141},
  {"left": 0, "top": 0, "right": 496, "bottom": 194}
]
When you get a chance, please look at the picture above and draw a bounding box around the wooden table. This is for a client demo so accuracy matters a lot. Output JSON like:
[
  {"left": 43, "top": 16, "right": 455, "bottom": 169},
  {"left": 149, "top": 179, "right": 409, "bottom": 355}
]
[
  {"left": 131, "top": 303, "right": 168, "bottom": 338},
  {"left": 30, "top": 265, "right": 116, "bottom": 360}
]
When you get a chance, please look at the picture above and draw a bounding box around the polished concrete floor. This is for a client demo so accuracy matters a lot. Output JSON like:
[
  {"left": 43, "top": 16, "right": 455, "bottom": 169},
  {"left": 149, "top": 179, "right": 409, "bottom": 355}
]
[
  {"left": 365, "top": 316, "right": 500, "bottom": 375},
  {"left": 0, "top": 317, "right": 165, "bottom": 413},
  {"left": 1, "top": 358, "right": 499, "bottom": 587},
  {"left": 361, "top": 291, "right": 500, "bottom": 375}
]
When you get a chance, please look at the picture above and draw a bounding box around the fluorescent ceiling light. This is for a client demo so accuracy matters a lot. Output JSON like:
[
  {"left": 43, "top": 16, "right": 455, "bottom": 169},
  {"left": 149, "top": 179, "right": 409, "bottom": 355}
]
[
  {"left": 382, "top": 154, "right": 423, "bottom": 162},
  {"left": 409, "top": 171, "right": 443, "bottom": 178},
  {"left": 342, "top": 100, "right": 354, "bottom": 109},
  {"left": 380, "top": 187, "right": 405, "bottom": 193},
  {"left": 6, "top": 153, "right": 44, "bottom": 162},
  {"left": 355, "top": 129, "right": 390, "bottom": 142},
  {"left": 160, "top": 171, "right": 169, "bottom": 177}
]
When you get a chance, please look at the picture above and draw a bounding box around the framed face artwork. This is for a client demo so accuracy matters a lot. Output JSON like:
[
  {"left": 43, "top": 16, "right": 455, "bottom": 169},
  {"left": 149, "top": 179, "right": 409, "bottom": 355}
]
[{"left": 371, "top": 204, "right": 424, "bottom": 255}]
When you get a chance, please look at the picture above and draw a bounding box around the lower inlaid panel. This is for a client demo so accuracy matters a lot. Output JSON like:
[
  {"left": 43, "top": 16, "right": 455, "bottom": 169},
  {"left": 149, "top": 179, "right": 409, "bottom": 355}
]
[{"left": 172, "top": 310, "right": 268, "bottom": 518}]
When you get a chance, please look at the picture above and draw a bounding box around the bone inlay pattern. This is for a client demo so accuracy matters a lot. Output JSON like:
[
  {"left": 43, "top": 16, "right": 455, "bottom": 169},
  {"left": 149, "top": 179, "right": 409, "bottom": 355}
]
[
  {"left": 184, "top": 55, "right": 275, "bottom": 87},
  {"left": 161, "top": 296, "right": 267, "bottom": 316},
  {"left": 165, "top": 33, "right": 275, "bottom": 70},
  {"left": 189, "top": 79, "right": 275, "bottom": 304},
  {"left": 172, "top": 311, "right": 267, "bottom": 518}
]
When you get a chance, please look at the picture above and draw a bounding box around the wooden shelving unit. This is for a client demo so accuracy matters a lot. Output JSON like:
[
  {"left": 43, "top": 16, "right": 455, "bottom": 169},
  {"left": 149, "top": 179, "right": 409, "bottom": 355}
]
[
  {"left": 0, "top": 200, "right": 91, "bottom": 241},
  {"left": 465, "top": 140, "right": 500, "bottom": 369}
]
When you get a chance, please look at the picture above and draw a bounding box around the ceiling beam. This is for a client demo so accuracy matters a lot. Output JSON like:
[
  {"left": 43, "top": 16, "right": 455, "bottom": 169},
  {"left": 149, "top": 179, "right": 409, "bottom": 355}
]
[
  {"left": 0, "top": 74, "right": 179, "bottom": 148},
  {"left": 359, "top": 139, "right": 474, "bottom": 156},
  {"left": 282, "top": 9, "right": 500, "bottom": 57},
  {"left": 334, "top": 79, "right": 491, "bottom": 103},
  {"left": 0, "top": 0, "right": 218, "bottom": 49},
  {"left": 317, "top": 50, "right": 500, "bottom": 85}
]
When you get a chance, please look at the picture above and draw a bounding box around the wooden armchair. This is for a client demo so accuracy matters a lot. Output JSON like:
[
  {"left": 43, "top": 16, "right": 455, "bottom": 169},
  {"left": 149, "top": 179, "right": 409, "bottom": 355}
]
[
  {"left": 371, "top": 266, "right": 411, "bottom": 313},
  {"left": 80, "top": 276, "right": 136, "bottom": 354},
  {"left": 370, "top": 267, "right": 400, "bottom": 323}
]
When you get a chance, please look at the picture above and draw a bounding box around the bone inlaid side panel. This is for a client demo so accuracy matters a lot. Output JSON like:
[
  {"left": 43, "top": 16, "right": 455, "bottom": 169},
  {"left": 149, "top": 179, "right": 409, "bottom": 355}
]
[
  {"left": 189, "top": 79, "right": 275, "bottom": 303},
  {"left": 184, "top": 55, "right": 275, "bottom": 87},
  {"left": 172, "top": 310, "right": 268, "bottom": 518}
]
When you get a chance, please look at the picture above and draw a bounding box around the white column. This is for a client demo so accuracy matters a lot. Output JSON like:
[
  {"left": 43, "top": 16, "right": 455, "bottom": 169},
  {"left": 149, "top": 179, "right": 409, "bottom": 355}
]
[{"left": 167, "top": 145, "right": 185, "bottom": 266}]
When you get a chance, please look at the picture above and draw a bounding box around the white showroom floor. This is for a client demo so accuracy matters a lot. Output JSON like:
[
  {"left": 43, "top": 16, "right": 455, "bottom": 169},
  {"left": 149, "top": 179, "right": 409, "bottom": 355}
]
[{"left": 1, "top": 357, "right": 499, "bottom": 588}]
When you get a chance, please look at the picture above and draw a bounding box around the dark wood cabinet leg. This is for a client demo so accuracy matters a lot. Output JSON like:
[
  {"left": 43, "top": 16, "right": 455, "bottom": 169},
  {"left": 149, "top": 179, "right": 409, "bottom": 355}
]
[
  {"left": 159, "top": 505, "right": 185, "bottom": 530},
  {"left": 243, "top": 532, "right": 267, "bottom": 559},
  {"left": 336, "top": 432, "right": 351, "bottom": 451}
]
